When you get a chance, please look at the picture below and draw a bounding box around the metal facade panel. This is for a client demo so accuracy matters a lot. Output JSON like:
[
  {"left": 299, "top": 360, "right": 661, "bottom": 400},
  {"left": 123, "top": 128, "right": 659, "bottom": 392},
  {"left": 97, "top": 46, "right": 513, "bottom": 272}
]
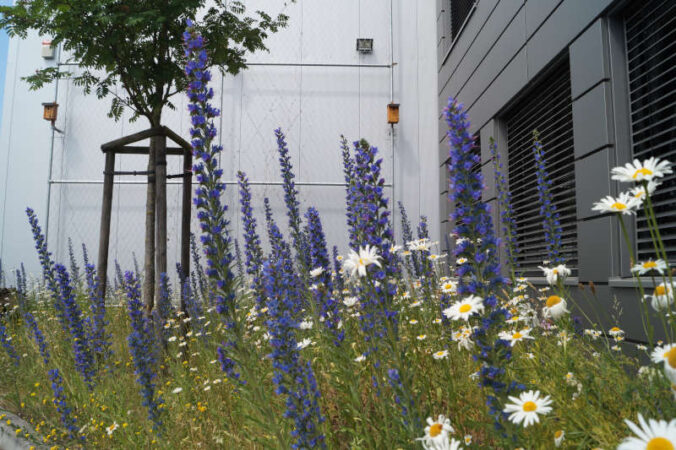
[
  {"left": 526, "top": 0, "right": 613, "bottom": 80},
  {"left": 569, "top": 19, "right": 609, "bottom": 99},
  {"left": 572, "top": 82, "right": 613, "bottom": 159},
  {"left": 574, "top": 148, "right": 612, "bottom": 220}
]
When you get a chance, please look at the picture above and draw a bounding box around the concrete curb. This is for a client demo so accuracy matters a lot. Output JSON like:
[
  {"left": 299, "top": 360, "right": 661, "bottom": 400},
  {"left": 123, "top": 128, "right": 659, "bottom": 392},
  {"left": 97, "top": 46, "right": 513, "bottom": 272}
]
[{"left": 0, "top": 409, "right": 46, "bottom": 450}]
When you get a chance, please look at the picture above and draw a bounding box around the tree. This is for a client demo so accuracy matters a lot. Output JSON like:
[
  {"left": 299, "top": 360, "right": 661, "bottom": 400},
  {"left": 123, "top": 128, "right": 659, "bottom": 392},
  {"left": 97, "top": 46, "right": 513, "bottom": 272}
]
[{"left": 1, "top": 0, "right": 288, "bottom": 311}]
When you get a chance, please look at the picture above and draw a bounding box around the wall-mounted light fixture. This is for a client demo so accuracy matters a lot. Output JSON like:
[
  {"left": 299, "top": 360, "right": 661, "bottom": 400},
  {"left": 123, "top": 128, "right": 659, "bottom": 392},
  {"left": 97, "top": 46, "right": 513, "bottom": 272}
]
[
  {"left": 41, "top": 40, "right": 55, "bottom": 59},
  {"left": 356, "top": 38, "right": 373, "bottom": 53},
  {"left": 387, "top": 102, "right": 399, "bottom": 124}
]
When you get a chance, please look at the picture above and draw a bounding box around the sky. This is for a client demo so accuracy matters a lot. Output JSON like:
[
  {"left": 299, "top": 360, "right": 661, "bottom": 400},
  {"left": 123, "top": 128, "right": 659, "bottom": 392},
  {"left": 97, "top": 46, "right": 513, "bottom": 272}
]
[{"left": 0, "top": 0, "right": 12, "bottom": 126}]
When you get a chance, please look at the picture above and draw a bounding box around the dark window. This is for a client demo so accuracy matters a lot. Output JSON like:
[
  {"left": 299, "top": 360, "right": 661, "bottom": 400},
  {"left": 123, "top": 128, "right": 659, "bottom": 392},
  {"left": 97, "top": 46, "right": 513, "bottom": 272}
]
[
  {"left": 624, "top": 0, "right": 676, "bottom": 265},
  {"left": 505, "top": 57, "right": 578, "bottom": 276},
  {"left": 450, "top": 0, "right": 476, "bottom": 41}
]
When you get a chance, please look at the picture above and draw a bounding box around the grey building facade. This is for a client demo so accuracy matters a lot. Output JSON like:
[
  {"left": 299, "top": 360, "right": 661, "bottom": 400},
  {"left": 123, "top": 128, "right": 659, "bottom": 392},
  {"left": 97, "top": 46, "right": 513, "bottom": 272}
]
[{"left": 437, "top": 0, "right": 675, "bottom": 341}]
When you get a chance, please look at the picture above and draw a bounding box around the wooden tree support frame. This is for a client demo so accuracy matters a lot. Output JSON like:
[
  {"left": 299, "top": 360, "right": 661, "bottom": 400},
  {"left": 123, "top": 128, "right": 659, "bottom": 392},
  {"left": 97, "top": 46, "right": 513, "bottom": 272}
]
[{"left": 97, "top": 126, "right": 192, "bottom": 305}]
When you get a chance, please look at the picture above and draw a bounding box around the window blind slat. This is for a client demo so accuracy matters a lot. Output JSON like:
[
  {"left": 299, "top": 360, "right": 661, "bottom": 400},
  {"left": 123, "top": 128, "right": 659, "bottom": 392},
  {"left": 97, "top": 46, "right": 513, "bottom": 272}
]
[
  {"left": 506, "top": 58, "right": 578, "bottom": 277},
  {"left": 625, "top": 0, "right": 676, "bottom": 265}
]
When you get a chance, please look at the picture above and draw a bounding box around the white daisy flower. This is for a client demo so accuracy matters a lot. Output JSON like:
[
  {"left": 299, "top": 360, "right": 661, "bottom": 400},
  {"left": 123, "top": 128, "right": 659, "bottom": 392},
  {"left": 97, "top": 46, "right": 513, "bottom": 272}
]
[
  {"left": 664, "top": 347, "right": 676, "bottom": 384},
  {"left": 354, "top": 354, "right": 366, "bottom": 362},
  {"left": 630, "top": 180, "right": 659, "bottom": 201},
  {"left": 433, "top": 350, "right": 449, "bottom": 360},
  {"left": 343, "top": 296, "right": 358, "bottom": 307},
  {"left": 503, "top": 390, "right": 553, "bottom": 427},
  {"left": 416, "top": 415, "right": 456, "bottom": 450},
  {"left": 408, "top": 238, "right": 433, "bottom": 252},
  {"left": 651, "top": 344, "right": 676, "bottom": 364},
  {"left": 167, "top": 336, "right": 177, "bottom": 342},
  {"left": 443, "top": 295, "right": 485, "bottom": 321},
  {"left": 554, "top": 429, "right": 565, "bottom": 447},
  {"left": 309, "top": 267, "right": 325, "bottom": 278},
  {"left": 296, "top": 338, "right": 313, "bottom": 350},
  {"left": 464, "top": 434, "right": 472, "bottom": 445},
  {"left": 428, "top": 254, "right": 444, "bottom": 262},
  {"left": 171, "top": 387, "right": 183, "bottom": 394},
  {"left": 342, "top": 245, "right": 382, "bottom": 278},
  {"left": 543, "top": 295, "right": 568, "bottom": 320},
  {"left": 538, "top": 265, "right": 571, "bottom": 286},
  {"left": 409, "top": 319, "right": 419, "bottom": 325},
  {"left": 608, "top": 326, "right": 624, "bottom": 337},
  {"left": 498, "top": 328, "right": 534, "bottom": 346},
  {"left": 592, "top": 192, "right": 641, "bottom": 215},
  {"left": 298, "top": 319, "right": 313, "bottom": 330},
  {"left": 617, "top": 414, "right": 676, "bottom": 450},
  {"left": 651, "top": 283, "right": 675, "bottom": 312},
  {"left": 611, "top": 157, "right": 672, "bottom": 183},
  {"left": 417, "top": 334, "right": 427, "bottom": 341},
  {"left": 632, "top": 259, "right": 668, "bottom": 275},
  {"left": 456, "top": 257, "right": 468, "bottom": 265},
  {"left": 440, "top": 281, "right": 457, "bottom": 294},
  {"left": 106, "top": 422, "right": 119, "bottom": 437}
]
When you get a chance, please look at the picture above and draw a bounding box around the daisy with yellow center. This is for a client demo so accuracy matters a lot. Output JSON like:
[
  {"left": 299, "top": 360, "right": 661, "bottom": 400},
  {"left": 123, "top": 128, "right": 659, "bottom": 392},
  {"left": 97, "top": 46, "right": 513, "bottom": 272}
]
[
  {"left": 440, "top": 281, "right": 457, "bottom": 294},
  {"left": 611, "top": 157, "right": 672, "bottom": 183},
  {"left": 416, "top": 414, "right": 456, "bottom": 450},
  {"left": 632, "top": 259, "right": 667, "bottom": 276},
  {"left": 443, "top": 295, "right": 484, "bottom": 321},
  {"left": 630, "top": 180, "right": 658, "bottom": 200},
  {"left": 609, "top": 326, "right": 624, "bottom": 337},
  {"left": 433, "top": 350, "right": 449, "bottom": 360},
  {"left": 539, "top": 264, "right": 571, "bottom": 286},
  {"left": 342, "top": 245, "right": 382, "bottom": 278},
  {"left": 417, "top": 334, "right": 427, "bottom": 341},
  {"left": 618, "top": 414, "right": 676, "bottom": 450},
  {"left": 664, "top": 347, "right": 676, "bottom": 384},
  {"left": 651, "top": 343, "right": 676, "bottom": 364},
  {"left": 503, "top": 390, "right": 553, "bottom": 427},
  {"left": 543, "top": 295, "right": 568, "bottom": 320},
  {"left": 554, "top": 429, "right": 565, "bottom": 447},
  {"left": 498, "top": 327, "right": 534, "bottom": 346},
  {"left": 592, "top": 192, "right": 641, "bottom": 215},
  {"left": 651, "top": 283, "right": 675, "bottom": 312},
  {"left": 106, "top": 422, "right": 119, "bottom": 437}
]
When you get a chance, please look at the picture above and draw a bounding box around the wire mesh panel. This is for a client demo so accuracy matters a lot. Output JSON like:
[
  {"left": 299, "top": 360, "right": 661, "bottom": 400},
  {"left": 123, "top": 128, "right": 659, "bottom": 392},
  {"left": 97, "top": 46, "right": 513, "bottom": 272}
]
[
  {"left": 624, "top": 0, "right": 676, "bottom": 265},
  {"left": 506, "top": 57, "right": 578, "bottom": 276}
]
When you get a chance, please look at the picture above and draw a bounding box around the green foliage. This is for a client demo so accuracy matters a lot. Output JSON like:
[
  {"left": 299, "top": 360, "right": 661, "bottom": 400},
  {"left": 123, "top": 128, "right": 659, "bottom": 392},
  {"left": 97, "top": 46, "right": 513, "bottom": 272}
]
[{"left": 0, "top": 0, "right": 289, "bottom": 124}]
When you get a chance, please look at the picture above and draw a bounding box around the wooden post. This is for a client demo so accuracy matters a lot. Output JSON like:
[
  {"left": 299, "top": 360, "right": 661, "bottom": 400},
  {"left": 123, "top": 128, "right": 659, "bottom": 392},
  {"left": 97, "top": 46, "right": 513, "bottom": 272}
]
[
  {"left": 97, "top": 151, "right": 116, "bottom": 298},
  {"left": 153, "top": 133, "right": 168, "bottom": 312},
  {"left": 143, "top": 140, "right": 156, "bottom": 314},
  {"left": 180, "top": 149, "right": 192, "bottom": 312}
]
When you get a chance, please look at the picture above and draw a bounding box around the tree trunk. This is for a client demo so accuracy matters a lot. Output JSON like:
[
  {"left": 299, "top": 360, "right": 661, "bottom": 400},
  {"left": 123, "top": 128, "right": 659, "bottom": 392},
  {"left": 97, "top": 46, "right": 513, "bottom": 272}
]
[
  {"left": 143, "top": 135, "right": 157, "bottom": 315},
  {"left": 154, "top": 133, "right": 168, "bottom": 312}
]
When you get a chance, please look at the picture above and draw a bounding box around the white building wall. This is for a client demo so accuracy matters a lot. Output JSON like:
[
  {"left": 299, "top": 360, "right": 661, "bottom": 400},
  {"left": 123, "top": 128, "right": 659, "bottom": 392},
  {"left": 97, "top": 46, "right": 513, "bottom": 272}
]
[{"left": 0, "top": 0, "right": 438, "bottom": 280}]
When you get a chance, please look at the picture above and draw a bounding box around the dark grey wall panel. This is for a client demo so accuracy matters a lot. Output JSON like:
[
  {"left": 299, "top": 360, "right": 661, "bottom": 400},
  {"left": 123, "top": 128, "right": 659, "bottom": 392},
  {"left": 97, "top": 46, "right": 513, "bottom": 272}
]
[
  {"left": 572, "top": 82, "right": 614, "bottom": 159},
  {"left": 438, "top": 0, "right": 499, "bottom": 85},
  {"left": 569, "top": 19, "right": 609, "bottom": 99},
  {"left": 574, "top": 148, "right": 612, "bottom": 220},
  {"left": 526, "top": 0, "right": 613, "bottom": 80},
  {"left": 445, "top": 0, "right": 524, "bottom": 101},
  {"left": 577, "top": 216, "right": 615, "bottom": 281},
  {"left": 524, "top": 0, "right": 560, "bottom": 39},
  {"left": 482, "top": 159, "right": 496, "bottom": 201},
  {"left": 457, "top": 6, "right": 527, "bottom": 109},
  {"left": 464, "top": 48, "right": 528, "bottom": 133}
]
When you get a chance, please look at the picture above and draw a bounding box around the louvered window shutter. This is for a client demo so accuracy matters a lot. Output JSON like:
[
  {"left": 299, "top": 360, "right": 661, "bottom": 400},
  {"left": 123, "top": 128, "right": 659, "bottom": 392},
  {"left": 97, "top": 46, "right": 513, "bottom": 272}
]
[
  {"left": 450, "top": 0, "right": 476, "bottom": 41},
  {"left": 624, "top": 0, "right": 676, "bottom": 265},
  {"left": 505, "top": 58, "right": 578, "bottom": 276}
]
